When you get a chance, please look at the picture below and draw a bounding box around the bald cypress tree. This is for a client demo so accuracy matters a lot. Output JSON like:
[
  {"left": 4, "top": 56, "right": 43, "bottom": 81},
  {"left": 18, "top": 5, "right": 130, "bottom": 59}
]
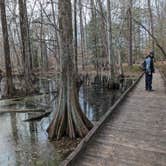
[{"left": 47, "top": 0, "right": 93, "bottom": 140}]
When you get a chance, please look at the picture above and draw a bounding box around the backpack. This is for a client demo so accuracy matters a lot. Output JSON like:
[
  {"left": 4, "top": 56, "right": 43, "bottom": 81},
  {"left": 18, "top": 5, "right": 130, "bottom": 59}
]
[{"left": 145, "top": 57, "right": 151, "bottom": 74}]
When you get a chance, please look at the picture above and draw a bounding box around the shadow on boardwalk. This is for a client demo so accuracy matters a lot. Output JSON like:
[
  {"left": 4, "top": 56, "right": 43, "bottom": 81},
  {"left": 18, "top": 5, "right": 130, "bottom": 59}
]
[{"left": 67, "top": 70, "right": 166, "bottom": 166}]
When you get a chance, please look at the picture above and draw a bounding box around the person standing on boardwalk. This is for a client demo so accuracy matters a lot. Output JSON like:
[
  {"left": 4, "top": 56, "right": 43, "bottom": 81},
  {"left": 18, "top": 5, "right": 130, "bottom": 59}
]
[{"left": 143, "top": 51, "right": 155, "bottom": 91}]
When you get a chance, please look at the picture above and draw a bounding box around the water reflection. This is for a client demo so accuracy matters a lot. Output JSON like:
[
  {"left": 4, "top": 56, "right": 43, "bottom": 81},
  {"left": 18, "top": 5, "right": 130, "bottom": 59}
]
[
  {"left": 0, "top": 77, "right": 135, "bottom": 165},
  {"left": 79, "top": 78, "right": 134, "bottom": 121}
]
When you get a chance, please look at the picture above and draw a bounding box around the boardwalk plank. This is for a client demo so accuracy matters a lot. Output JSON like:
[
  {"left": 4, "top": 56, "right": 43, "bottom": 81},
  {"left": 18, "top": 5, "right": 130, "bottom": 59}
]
[{"left": 68, "top": 71, "right": 166, "bottom": 166}]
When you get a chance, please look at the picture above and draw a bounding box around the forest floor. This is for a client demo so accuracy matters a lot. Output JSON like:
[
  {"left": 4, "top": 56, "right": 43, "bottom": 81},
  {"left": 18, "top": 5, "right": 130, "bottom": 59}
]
[
  {"left": 30, "top": 64, "right": 143, "bottom": 88},
  {"left": 123, "top": 64, "right": 142, "bottom": 77}
]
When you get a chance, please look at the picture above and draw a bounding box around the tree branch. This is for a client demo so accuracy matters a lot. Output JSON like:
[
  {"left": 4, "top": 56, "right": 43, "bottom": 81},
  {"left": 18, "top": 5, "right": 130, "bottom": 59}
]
[{"left": 133, "top": 18, "right": 166, "bottom": 57}]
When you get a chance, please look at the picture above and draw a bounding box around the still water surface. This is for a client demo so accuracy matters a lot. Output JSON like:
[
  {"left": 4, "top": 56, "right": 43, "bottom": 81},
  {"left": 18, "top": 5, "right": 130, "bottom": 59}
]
[{"left": 0, "top": 78, "right": 134, "bottom": 165}]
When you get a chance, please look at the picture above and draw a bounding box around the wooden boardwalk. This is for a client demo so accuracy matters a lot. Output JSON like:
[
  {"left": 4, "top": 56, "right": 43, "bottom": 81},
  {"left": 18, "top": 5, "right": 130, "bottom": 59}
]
[{"left": 68, "top": 71, "right": 166, "bottom": 166}]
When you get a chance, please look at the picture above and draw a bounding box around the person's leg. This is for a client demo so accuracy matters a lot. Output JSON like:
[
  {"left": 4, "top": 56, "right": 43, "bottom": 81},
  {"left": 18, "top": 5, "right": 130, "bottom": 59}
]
[
  {"left": 149, "top": 74, "right": 153, "bottom": 90},
  {"left": 145, "top": 73, "right": 148, "bottom": 90},
  {"left": 148, "top": 74, "right": 151, "bottom": 91}
]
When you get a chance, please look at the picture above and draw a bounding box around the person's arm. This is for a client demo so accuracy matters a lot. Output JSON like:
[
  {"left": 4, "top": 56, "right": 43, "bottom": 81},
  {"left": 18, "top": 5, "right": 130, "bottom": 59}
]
[{"left": 142, "top": 60, "right": 146, "bottom": 72}]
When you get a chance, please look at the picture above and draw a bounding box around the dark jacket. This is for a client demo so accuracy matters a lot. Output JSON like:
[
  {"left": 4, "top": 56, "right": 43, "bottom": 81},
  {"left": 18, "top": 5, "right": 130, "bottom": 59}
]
[{"left": 143, "top": 55, "right": 155, "bottom": 74}]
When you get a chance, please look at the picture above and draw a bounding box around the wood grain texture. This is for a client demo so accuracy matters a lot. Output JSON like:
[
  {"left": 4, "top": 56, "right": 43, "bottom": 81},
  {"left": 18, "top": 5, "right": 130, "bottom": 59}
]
[{"left": 70, "top": 71, "right": 166, "bottom": 166}]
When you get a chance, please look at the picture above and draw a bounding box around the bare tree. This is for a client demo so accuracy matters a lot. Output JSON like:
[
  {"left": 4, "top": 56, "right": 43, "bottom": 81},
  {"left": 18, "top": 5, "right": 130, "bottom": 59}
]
[
  {"left": 47, "top": 0, "right": 93, "bottom": 140},
  {"left": 0, "top": 0, "right": 13, "bottom": 97},
  {"left": 74, "top": 0, "right": 78, "bottom": 73},
  {"left": 133, "top": 18, "right": 166, "bottom": 57},
  {"left": 79, "top": 0, "right": 85, "bottom": 71},
  {"left": 90, "top": 0, "right": 99, "bottom": 75},
  {"left": 97, "top": 0, "right": 108, "bottom": 59},
  {"left": 148, "top": 0, "right": 155, "bottom": 51},
  {"left": 127, "top": 0, "right": 133, "bottom": 66},
  {"left": 107, "top": 0, "right": 115, "bottom": 79},
  {"left": 18, "top": 0, "right": 33, "bottom": 94}
]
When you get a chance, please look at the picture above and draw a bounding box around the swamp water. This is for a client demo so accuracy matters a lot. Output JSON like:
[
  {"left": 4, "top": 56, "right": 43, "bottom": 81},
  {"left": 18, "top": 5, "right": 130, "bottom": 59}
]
[{"left": 0, "top": 77, "right": 135, "bottom": 165}]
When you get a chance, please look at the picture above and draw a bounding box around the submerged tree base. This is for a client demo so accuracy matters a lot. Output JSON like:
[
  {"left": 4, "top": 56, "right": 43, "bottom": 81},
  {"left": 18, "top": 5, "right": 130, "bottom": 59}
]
[
  {"left": 46, "top": 71, "right": 94, "bottom": 141},
  {"left": 47, "top": 83, "right": 93, "bottom": 140}
]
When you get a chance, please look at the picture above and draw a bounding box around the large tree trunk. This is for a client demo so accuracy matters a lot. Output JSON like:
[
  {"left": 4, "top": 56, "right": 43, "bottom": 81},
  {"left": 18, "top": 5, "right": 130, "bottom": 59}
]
[
  {"left": 0, "top": 0, "right": 13, "bottom": 97},
  {"left": 40, "top": 2, "right": 44, "bottom": 69},
  {"left": 107, "top": 0, "right": 115, "bottom": 79},
  {"left": 128, "top": 0, "right": 133, "bottom": 66},
  {"left": 148, "top": 0, "right": 155, "bottom": 51},
  {"left": 50, "top": 0, "right": 60, "bottom": 71},
  {"left": 74, "top": 0, "right": 78, "bottom": 73},
  {"left": 79, "top": 0, "right": 85, "bottom": 71},
  {"left": 18, "top": 0, "right": 33, "bottom": 94},
  {"left": 47, "top": 0, "right": 93, "bottom": 140},
  {"left": 97, "top": 0, "right": 108, "bottom": 59},
  {"left": 90, "top": 0, "right": 99, "bottom": 75}
]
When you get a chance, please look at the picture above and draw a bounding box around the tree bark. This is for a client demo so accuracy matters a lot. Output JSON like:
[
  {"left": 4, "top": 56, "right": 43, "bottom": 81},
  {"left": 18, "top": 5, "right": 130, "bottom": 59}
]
[
  {"left": 79, "top": 0, "right": 85, "bottom": 71},
  {"left": 107, "top": 0, "right": 115, "bottom": 79},
  {"left": 74, "top": 0, "right": 78, "bottom": 73},
  {"left": 90, "top": 0, "right": 99, "bottom": 75},
  {"left": 97, "top": 0, "right": 108, "bottom": 59},
  {"left": 0, "top": 0, "right": 13, "bottom": 97},
  {"left": 40, "top": 2, "right": 44, "bottom": 69},
  {"left": 47, "top": 0, "right": 93, "bottom": 140},
  {"left": 50, "top": 0, "right": 60, "bottom": 71},
  {"left": 128, "top": 0, "right": 133, "bottom": 66},
  {"left": 18, "top": 0, "right": 33, "bottom": 94},
  {"left": 148, "top": 0, "right": 155, "bottom": 51}
]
